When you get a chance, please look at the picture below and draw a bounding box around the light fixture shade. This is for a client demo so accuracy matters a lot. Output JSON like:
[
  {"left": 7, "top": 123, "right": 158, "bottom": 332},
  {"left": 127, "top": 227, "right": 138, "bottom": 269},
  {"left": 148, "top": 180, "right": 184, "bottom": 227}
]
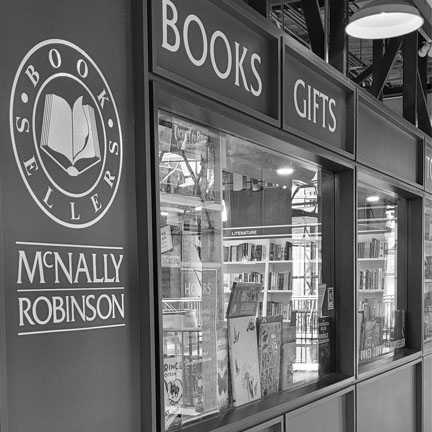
[{"left": 346, "top": 0, "right": 424, "bottom": 39}]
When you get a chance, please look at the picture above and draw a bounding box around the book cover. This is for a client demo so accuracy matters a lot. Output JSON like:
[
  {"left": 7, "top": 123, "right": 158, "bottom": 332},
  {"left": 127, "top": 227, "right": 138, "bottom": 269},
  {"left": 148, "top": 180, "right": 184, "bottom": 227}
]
[
  {"left": 226, "top": 282, "right": 262, "bottom": 319},
  {"left": 182, "top": 356, "right": 203, "bottom": 411},
  {"left": 257, "top": 316, "right": 282, "bottom": 396},
  {"left": 216, "top": 329, "right": 230, "bottom": 410},
  {"left": 318, "top": 316, "right": 333, "bottom": 376},
  {"left": 163, "top": 355, "right": 183, "bottom": 429},
  {"left": 40, "top": 94, "right": 101, "bottom": 176},
  {"left": 228, "top": 316, "right": 261, "bottom": 406},
  {"left": 393, "top": 309, "right": 406, "bottom": 348},
  {"left": 281, "top": 322, "right": 296, "bottom": 390}
]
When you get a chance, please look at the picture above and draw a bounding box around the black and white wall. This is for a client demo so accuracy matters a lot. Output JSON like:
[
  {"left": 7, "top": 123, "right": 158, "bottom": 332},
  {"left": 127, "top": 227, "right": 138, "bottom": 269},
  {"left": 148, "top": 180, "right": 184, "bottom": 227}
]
[{"left": 0, "top": 1, "right": 140, "bottom": 431}]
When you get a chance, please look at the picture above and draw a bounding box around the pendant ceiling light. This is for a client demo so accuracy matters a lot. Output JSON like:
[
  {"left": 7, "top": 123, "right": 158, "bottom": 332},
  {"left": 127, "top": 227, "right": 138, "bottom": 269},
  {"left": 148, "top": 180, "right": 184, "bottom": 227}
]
[{"left": 345, "top": 0, "right": 424, "bottom": 39}]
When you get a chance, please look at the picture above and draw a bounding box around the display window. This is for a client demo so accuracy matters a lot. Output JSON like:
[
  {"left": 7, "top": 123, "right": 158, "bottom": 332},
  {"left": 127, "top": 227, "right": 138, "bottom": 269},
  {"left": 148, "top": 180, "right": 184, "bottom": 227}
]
[
  {"left": 357, "top": 183, "right": 406, "bottom": 370},
  {"left": 425, "top": 198, "right": 432, "bottom": 349},
  {"left": 157, "top": 109, "right": 337, "bottom": 429}
]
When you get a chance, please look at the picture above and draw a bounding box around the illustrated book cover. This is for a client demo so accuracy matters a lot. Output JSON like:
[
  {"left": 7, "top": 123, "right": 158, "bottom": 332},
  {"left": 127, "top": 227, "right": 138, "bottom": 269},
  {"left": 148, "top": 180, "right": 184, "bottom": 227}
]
[
  {"left": 228, "top": 315, "right": 261, "bottom": 406},
  {"left": 163, "top": 355, "right": 183, "bottom": 429},
  {"left": 226, "top": 282, "right": 262, "bottom": 319},
  {"left": 281, "top": 322, "right": 296, "bottom": 390},
  {"left": 257, "top": 315, "right": 282, "bottom": 396}
]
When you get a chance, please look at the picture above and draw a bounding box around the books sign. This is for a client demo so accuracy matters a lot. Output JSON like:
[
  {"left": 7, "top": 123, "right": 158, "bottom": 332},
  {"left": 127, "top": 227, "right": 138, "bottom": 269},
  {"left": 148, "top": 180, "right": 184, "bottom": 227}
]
[
  {"left": 153, "top": 0, "right": 280, "bottom": 122},
  {"left": 10, "top": 39, "right": 123, "bottom": 228}
]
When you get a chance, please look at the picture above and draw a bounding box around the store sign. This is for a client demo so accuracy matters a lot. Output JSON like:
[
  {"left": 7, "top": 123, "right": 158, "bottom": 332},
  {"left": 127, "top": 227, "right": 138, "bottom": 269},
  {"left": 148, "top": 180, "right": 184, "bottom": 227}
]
[
  {"left": 10, "top": 39, "right": 123, "bottom": 229},
  {"left": 283, "top": 43, "right": 354, "bottom": 152},
  {"left": 224, "top": 225, "right": 293, "bottom": 239},
  {"left": 426, "top": 140, "right": 432, "bottom": 192},
  {"left": 153, "top": 0, "right": 280, "bottom": 122},
  {"left": 16, "top": 241, "right": 125, "bottom": 335},
  {"left": 8, "top": 40, "right": 128, "bottom": 337}
]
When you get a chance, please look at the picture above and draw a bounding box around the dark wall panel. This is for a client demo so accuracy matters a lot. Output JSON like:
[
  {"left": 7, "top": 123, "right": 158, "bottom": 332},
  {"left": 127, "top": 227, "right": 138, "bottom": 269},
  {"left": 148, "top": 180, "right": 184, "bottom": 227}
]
[
  {"left": 357, "top": 96, "right": 423, "bottom": 186},
  {"left": 285, "top": 390, "right": 353, "bottom": 432},
  {"left": 357, "top": 366, "right": 416, "bottom": 432},
  {"left": 0, "top": 1, "right": 139, "bottom": 432},
  {"left": 424, "top": 355, "right": 432, "bottom": 432}
]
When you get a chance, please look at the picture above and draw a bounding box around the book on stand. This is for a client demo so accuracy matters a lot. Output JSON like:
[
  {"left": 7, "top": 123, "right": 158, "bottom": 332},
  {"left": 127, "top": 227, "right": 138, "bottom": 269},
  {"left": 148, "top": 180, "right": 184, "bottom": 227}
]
[
  {"left": 256, "top": 315, "right": 283, "bottom": 397},
  {"left": 318, "top": 316, "right": 333, "bottom": 376},
  {"left": 280, "top": 322, "right": 296, "bottom": 390},
  {"left": 163, "top": 355, "right": 183, "bottom": 429},
  {"left": 228, "top": 315, "right": 261, "bottom": 406},
  {"left": 226, "top": 282, "right": 262, "bottom": 319}
]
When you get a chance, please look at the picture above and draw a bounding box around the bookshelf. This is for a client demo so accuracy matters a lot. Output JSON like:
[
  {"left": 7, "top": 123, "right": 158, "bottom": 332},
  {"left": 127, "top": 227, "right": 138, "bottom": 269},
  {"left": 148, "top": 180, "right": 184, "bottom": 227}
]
[
  {"left": 223, "top": 232, "right": 321, "bottom": 321},
  {"left": 424, "top": 201, "right": 432, "bottom": 346},
  {"left": 357, "top": 188, "right": 404, "bottom": 366}
]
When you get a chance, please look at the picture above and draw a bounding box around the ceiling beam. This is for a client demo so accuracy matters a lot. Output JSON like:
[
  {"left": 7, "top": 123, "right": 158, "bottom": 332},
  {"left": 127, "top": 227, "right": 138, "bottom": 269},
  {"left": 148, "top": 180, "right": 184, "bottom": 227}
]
[
  {"left": 371, "top": 37, "right": 404, "bottom": 99},
  {"left": 403, "top": 32, "right": 418, "bottom": 125},
  {"left": 301, "top": 0, "right": 325, "bottom": 58},
  {"left": 329, "top": 0, "right": 349, "bottom": 73},
  {"left": 353, "top": 65, "right": 373, "bottom": 85},
  {"left": 246, "top": 0, "right": 269, "bottom": 17}
]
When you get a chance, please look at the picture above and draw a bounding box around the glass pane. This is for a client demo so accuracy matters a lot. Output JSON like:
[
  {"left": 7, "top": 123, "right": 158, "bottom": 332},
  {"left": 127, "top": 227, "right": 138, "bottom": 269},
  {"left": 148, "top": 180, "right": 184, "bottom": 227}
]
[
  {"left": 357, "top": 184, "right": 405, "bottom": 368},
  {"left": 222, "top": 134, "right": 329, "bottom": 392},
  {"left": 157, "top": 110, "right": 334, "bottom": 429},
  {"left": 425, "top": 198, "right": 432, "bottom": 347},
  {"left": 159, "top": 111, "right": 222, "bottom": 429}
]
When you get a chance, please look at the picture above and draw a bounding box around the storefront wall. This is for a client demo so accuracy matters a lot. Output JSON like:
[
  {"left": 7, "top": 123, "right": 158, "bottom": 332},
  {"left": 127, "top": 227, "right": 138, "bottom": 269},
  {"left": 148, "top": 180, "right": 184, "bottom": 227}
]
[
  {"left": 0, "top": 0, "right": 430, "bottom": 432},
  {"left": 0, "top": 1, "right": 140, "bottom": 432}
]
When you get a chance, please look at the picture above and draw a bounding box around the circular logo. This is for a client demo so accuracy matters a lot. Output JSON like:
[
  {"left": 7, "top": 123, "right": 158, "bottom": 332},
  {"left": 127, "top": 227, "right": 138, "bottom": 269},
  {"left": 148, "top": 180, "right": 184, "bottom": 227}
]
[{"left": 10, "top": 39, "right": 122, "bottom": 228}]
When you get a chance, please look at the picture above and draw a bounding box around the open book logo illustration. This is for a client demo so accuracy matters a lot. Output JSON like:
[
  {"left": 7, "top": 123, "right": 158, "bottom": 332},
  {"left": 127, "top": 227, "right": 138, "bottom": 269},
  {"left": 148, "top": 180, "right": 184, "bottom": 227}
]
[
  {"left": 11, "top": 39, "right": 122, "bottom": 228},
  {"left": 40, "top": 94, "right": 101, "bottom": 176}
]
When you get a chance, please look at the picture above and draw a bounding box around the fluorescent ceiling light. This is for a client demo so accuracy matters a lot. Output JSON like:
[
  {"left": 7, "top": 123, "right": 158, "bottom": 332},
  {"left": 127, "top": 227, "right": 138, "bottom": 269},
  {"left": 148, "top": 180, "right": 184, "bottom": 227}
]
[
  {"left": 345, "top": 0, "right": 424, "bottom": 40},
  {"left": 277, "top": 167, "right": 294, "bottom": 175},
  {"left": 366, "top": 195, "right": 380, "bottom": 203}
]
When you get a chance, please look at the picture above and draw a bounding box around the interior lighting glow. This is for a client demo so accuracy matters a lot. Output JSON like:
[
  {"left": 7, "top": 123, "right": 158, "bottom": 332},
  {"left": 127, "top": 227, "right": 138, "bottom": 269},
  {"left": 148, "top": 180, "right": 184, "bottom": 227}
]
[{"left": 345, "top": 0, "right": 423, "bottom": 40}]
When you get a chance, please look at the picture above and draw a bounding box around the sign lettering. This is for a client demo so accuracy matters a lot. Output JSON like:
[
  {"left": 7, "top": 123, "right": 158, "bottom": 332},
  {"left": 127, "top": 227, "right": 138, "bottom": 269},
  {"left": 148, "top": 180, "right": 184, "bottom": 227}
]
[{"left": 161, "top": 0, "right": 263, "bottom": 96}]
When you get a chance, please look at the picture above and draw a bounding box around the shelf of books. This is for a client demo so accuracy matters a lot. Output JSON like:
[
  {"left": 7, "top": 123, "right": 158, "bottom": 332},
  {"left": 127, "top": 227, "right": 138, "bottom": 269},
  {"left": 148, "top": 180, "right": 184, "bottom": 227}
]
[
  {"left": 357, "top": 185, "right": 406, "bottom": 369},
  {"left": 223, "top": 235, "right": 321, "bottom": 321}
]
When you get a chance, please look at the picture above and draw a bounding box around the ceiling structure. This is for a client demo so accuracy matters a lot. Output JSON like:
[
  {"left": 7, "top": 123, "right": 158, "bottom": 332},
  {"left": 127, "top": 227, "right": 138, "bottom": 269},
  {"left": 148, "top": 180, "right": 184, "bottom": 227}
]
[{"left": 245, "top": 0, "right": 432, "bottom": 136}]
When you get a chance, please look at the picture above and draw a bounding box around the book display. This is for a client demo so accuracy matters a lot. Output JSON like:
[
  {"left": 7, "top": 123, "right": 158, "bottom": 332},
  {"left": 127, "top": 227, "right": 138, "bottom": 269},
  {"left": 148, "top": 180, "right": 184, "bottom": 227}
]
[
  {"left": 425, "top": 199, "right": 432, "bottom": 347},
  {"left": 157, "top": 110, "right": 335, "bottom": 428},
  {"left": 357, "top": 184, "right": 406, "bottom": 367},
  {"left": 256, "top": 316, "right": 283, "bottom": 397}
]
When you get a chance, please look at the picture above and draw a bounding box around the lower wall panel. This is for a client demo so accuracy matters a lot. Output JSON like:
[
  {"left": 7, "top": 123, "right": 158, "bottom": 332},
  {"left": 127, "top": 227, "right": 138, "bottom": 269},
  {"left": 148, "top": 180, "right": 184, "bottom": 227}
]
[
  {"left": 357, "top": 365, "right": 416, "bottom": 432},
  {"left": 424, "top": 355, "right": 432, "bottom": 432},
  {"left": 285, "top": 390, "right": 353, "bottom": 432}
]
